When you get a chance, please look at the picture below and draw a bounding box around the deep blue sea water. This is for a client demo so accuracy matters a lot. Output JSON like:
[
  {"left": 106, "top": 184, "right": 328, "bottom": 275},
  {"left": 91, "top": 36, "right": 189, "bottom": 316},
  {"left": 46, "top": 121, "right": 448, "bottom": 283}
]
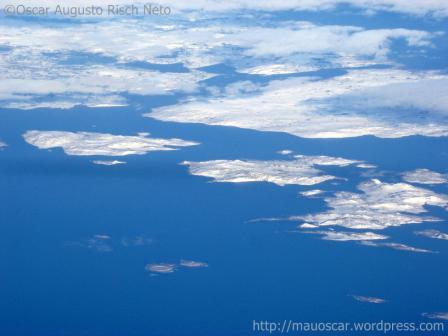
[{"left": 1, "top": 97, "right": 447, "bottom": 335}]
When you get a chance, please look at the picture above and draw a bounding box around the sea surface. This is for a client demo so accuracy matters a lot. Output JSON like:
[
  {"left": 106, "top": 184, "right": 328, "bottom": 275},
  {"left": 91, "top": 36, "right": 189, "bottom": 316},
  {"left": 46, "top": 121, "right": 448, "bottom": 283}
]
[{"left": 1, "top": 91, "right": 447, "bottom": 335}]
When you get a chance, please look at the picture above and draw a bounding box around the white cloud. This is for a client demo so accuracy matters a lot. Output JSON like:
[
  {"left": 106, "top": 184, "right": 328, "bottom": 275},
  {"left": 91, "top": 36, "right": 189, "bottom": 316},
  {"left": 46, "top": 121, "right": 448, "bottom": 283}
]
[
  {"left": 145, "top": 263, "right": 176, "bottom": 274},
  {"left": 402, "top": 169, "right": 448, "bottom": 185},
  {"left": 0, "top": 58, "right": 210, "bottom": 109},
  {"left": 1, "top": 21, "right": 171, "bottom": 63},
  {"left": 0, "top": 19, "right": 436, "bottom": 76},
  {"left": 294, "top": 179, "right": 448, "bottom": 230},
  {"left": 360, "top": 241, "right": 435, "bottom": 253},
  {"left": 150, "top": 69, "right": 448, "bottom": 139},
  {"left": 23, "top": 130, "right": 199, "bottom": 156},
  {"left": 277, "top": 150, "right": 294, "bottom": 156},
  {"left": 237, "top": 55, "right": 380, "bottom": 78},
  {"left": 120, "top": 236, "right": 153, "bottom": 247},
  {"left": 182, "top": 155, "right": 360, "bottom": 186},
  {"left": 0, "top": 21, "right": 220, "bottom": 108},
  {"left": 0, "top": 14, "right": 440, "bottom": 110},
  {"left": 357, "top": 163, "right": 377, "bottom": 169},
  {"left": 351, "top": 295, "right": 387, "bottom": 304},
  {"left": 0, "top": 20, "right": 224, "bottom": 72},
  {"left": 331, "top": 79, "right": 448, "bottom": 116},
  {"left": 422, "top": 312, "right": 448, "bottom": 320},
  {"left": 240, "top": 63, "right": 319, "bottom": 76},
  {"left": 0, "top": 141, "right": 6, "bottom": 148},
  {"left": 300, "top": 189, "right": 325, "bottom": 197},
  {"left": 145, "top": 260, "right": 208, "bottom": 273},
  {"left": 180, "top": 260, "right": 209, "bottom": 268},
  {"left": 226, "top": 25, "right": 433, "bottom": 59},
  {"left": 92, "top": 160, "right": 127, "bottom": 166},
  {"left": 1, "top": 20, "right": 432, "bottom": 66},
  {"left": 153, "top": 0, "right": 448, "bottom": 17},
  {"left": 67, "top": 235, "right": 114, "bottom": 252},
  {"left": 93, "top": 234, "right": 111, "bottom": 240},
  {"left": 415, "top": 229, "right": 448, "bottom": 240},
  {"left": 302, "top": 230, "right": 389, "bottom": 241},
  {"left": 68, "top": 234, "right": 155, "bottom": 252},
  {"left": 300, "top": 223, "right": 319, "bottom": 228}
]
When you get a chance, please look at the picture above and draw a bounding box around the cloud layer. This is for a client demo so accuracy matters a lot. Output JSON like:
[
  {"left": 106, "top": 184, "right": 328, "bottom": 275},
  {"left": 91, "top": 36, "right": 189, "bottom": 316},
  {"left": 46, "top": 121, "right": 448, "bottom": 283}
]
[
  {"left": 402, "top": 169, "right": 448, "bottom": 185},
  {"left": 0, "top": 56, "right": 210, "bottom": 109},
  {"left": 154, "top": 0, "right": 448, "bottom": 17},
  {"left": 415, "top": 229, "right": 448, "bottom": 240},
  {"left": 1, "top": 5, "right": 444, "bottom": 116},
  {"left": 150, "top": 69, "right": 448, "bottom": 138}
]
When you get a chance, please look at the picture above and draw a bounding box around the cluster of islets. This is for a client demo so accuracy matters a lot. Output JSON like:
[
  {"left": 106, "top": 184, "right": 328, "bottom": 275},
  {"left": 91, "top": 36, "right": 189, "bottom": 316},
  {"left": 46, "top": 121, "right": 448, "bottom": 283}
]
[{"left": 145, "top": 260, "right": 209, "bottom": 275}]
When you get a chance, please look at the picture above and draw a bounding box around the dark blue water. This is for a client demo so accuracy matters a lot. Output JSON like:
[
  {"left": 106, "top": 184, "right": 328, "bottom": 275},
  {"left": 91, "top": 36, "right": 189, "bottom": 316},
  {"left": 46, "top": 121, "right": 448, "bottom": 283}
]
[{"left": 1, "top": 99, "right": 447, "bottom": 335}]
